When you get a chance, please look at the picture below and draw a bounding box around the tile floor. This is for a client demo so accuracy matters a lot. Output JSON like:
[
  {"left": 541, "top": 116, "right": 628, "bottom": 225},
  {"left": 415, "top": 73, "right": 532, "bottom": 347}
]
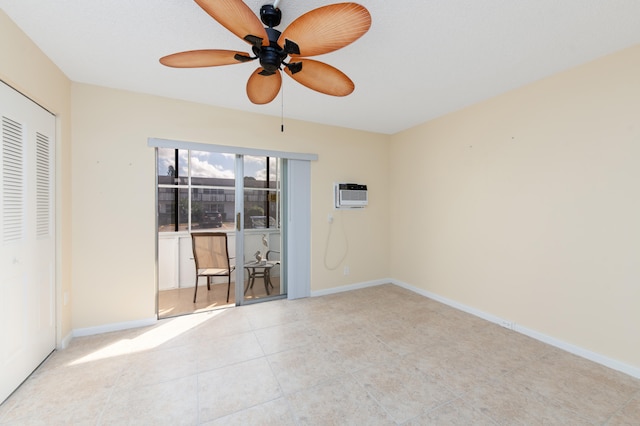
[{"left": 1, "top": 284, "right": 639, "bottom": 425}]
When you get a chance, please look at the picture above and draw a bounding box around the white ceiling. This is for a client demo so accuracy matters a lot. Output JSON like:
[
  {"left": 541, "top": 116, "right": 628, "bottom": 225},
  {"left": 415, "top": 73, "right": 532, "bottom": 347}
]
[{"left": 1, "top": 0, "right": 639, "bottom": 134}]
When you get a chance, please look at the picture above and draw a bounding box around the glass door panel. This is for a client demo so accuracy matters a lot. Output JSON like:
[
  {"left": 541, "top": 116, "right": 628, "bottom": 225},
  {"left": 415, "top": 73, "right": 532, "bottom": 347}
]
[
  {"left": 157, "top": 147, "right": 286, "bottom": 315},
  {"left": 157, "top": 148, "right": 237, "bottom": 318},
  {"left": 239, "top": 155, "right": 285, "bottom": 303}
]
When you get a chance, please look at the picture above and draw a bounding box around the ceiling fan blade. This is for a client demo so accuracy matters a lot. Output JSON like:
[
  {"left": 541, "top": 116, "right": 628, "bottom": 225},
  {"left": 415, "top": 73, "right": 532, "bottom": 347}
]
[
  {"left": 279, "top": 3, "right": 371, "bottom": 57},
  {"left": 160, "top": 49, "right": 252, "bottom": 68},
  {"left": 247, "top": 68, "right": 282, "bottom": 104},
  {"left": 284, "top": 59, "right": 354, "bottom": 97},
  {"left": 195, "top": 0, "right": 268, "bottom": 46}
]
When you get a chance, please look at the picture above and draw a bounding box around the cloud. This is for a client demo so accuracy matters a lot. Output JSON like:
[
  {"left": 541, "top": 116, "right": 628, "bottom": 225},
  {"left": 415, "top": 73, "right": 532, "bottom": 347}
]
[
  {"left": 254, "top": 168, "right": 278, "bottom": 181},
  {"left": 190, "top": 156, "right": 234, "bottom": 179},
  {"left": 158, "top": 149, "right": 278, "bottom": 180},
  {"left": 172, "top": 150, "right": 234, "bottom": 179}
]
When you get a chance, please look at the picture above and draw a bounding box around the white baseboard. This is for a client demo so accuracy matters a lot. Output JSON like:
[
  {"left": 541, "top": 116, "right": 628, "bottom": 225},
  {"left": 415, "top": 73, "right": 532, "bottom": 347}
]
[
  {"left": 311, "top": 279, "right": 390, "bottom": 297},
  {"left": 58, "top": 331, "right": 73, "bottom": 350},
  {"left": 391, "top": 279, "right": 640, "bottom": 380},
  {"left": 72, "top": 317, "right": 157, "bottom": 338},
  {"left": 392, "top": 279, "right": 510, "bottom": 325},
  {"left": 513, "top": 324, "right": 640, "bottom": 379}
]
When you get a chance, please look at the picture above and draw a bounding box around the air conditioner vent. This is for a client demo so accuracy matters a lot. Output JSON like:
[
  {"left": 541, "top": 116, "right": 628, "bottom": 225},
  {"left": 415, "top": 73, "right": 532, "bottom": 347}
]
[{"left": 334, "top": 183, "right": 367, "bottom": 209}]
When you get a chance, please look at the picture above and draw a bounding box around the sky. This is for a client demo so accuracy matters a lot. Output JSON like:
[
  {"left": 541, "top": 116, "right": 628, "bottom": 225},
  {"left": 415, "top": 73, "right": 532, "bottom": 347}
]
[{"left": 157, "top": 148, "right": 278, "bottom": 182}]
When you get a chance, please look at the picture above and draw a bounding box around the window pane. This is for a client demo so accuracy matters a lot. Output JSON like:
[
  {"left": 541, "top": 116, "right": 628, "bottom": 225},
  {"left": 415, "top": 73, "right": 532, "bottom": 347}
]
[
  {"left": 158, "top": 187, "right": 176, "bottom": 232},
  {"left": 158, "top": 148, "right": 189, "bottom": 185},
  {"left": 220, "top": 189, "right": 236, "bottom": 228},
  {"left": 176, "top": 149, "right": 188, "bottom": 185},
  {"left": 191, "top": 151, "right": 235, "bottom": 187},
  {"left": 157, "top": 147, "right": 175, "bottom": 185},
  {"left": 177, "top": 188, "right": 190, "bottom": 231},
  {"left": 269, "top": 157, "right": 279, "bottom": 189},
  {"left": 190, "top": 188, "right": 235, "bottom": 230},
  {"left": 244, "top": 189, "right": 278, "bottom": 229},
  {"left": 244, "top": 155, "right": 268, "bottom": 188},
  {"left": 159, "top": 150, "right": 281, "bottom": 232},
  {"left": 158, "top": 187, "right": 190, "bottom": 232},
  {"left": 267, "top": 190, "right": 279, "bottom": 227}
]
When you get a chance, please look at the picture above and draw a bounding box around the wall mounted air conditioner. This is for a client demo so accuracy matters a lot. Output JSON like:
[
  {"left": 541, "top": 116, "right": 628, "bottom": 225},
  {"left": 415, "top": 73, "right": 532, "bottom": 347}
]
[{"left": 334, "top": 183, "right": 368, "bottom": 209}]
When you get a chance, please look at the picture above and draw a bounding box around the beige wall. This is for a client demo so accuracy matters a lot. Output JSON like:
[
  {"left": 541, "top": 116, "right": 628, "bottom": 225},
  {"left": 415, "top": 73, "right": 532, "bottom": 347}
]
[
  {"left": 70, "top": 83, "right": 389, "bottom": 328},
  {"left": 0, "top": 10, "right": 73, "bottom": 344},
  {"left": 390, "top": 45, "right": 640, "bottom": 370}
]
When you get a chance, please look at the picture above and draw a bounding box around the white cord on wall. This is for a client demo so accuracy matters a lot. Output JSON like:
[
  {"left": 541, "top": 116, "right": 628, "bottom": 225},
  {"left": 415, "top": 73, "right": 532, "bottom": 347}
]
[
  {"left": 323, "top": 209, "right": 349, "bottom": 270},
  {"left": 273, "top": 0, "right": 281, "bottom": 9}
]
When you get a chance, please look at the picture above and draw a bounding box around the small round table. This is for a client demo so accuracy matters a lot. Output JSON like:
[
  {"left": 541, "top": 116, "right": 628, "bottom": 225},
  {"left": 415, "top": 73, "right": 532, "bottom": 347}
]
[{"left": 244, "top": 260, "right": 278, "bottom": 296}]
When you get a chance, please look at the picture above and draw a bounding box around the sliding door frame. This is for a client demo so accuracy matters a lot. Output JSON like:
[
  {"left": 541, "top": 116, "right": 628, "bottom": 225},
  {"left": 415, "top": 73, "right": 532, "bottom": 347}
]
[{"left": 149, "top": 137, "right": 316, "bottom": 306}]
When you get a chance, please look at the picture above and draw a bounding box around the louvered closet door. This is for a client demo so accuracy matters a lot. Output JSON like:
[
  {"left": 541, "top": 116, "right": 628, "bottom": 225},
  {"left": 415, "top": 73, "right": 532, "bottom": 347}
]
[{"left": 0, "top": 81, "right": 56, "bottom": 403}]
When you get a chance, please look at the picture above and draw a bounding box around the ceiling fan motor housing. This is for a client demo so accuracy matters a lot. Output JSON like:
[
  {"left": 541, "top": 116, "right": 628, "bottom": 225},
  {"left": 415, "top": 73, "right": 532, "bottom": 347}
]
[{"left": 254, "top": 27, "right": 287, "bottom": 74}]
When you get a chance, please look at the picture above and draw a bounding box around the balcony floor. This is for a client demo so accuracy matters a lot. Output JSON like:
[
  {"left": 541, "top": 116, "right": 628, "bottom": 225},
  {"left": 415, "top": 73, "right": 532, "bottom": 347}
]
[{"left": 158, "top": 277, "right": 282, "bottom": 318}]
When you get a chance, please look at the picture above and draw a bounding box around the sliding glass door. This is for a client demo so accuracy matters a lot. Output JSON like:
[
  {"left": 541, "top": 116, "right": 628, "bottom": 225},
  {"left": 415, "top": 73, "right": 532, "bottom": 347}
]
[
  {"left": 236, "top": 155, "right": 284, "bottom": 304},
  {"left": 156, "top": 147, "right": 286, "bottom": 317}
]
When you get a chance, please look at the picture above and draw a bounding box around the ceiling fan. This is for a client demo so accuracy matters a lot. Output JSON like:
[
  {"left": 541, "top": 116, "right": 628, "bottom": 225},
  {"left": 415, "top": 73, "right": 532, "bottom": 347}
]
[{"left": 160, "top": 0, "right": 371, "bottom": 104}]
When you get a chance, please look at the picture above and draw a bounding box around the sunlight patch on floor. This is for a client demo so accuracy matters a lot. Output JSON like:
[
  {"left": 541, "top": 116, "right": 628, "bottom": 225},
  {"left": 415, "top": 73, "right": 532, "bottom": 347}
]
[{"left": 68, "top": 309, "right": 227, "bottom": 365}]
